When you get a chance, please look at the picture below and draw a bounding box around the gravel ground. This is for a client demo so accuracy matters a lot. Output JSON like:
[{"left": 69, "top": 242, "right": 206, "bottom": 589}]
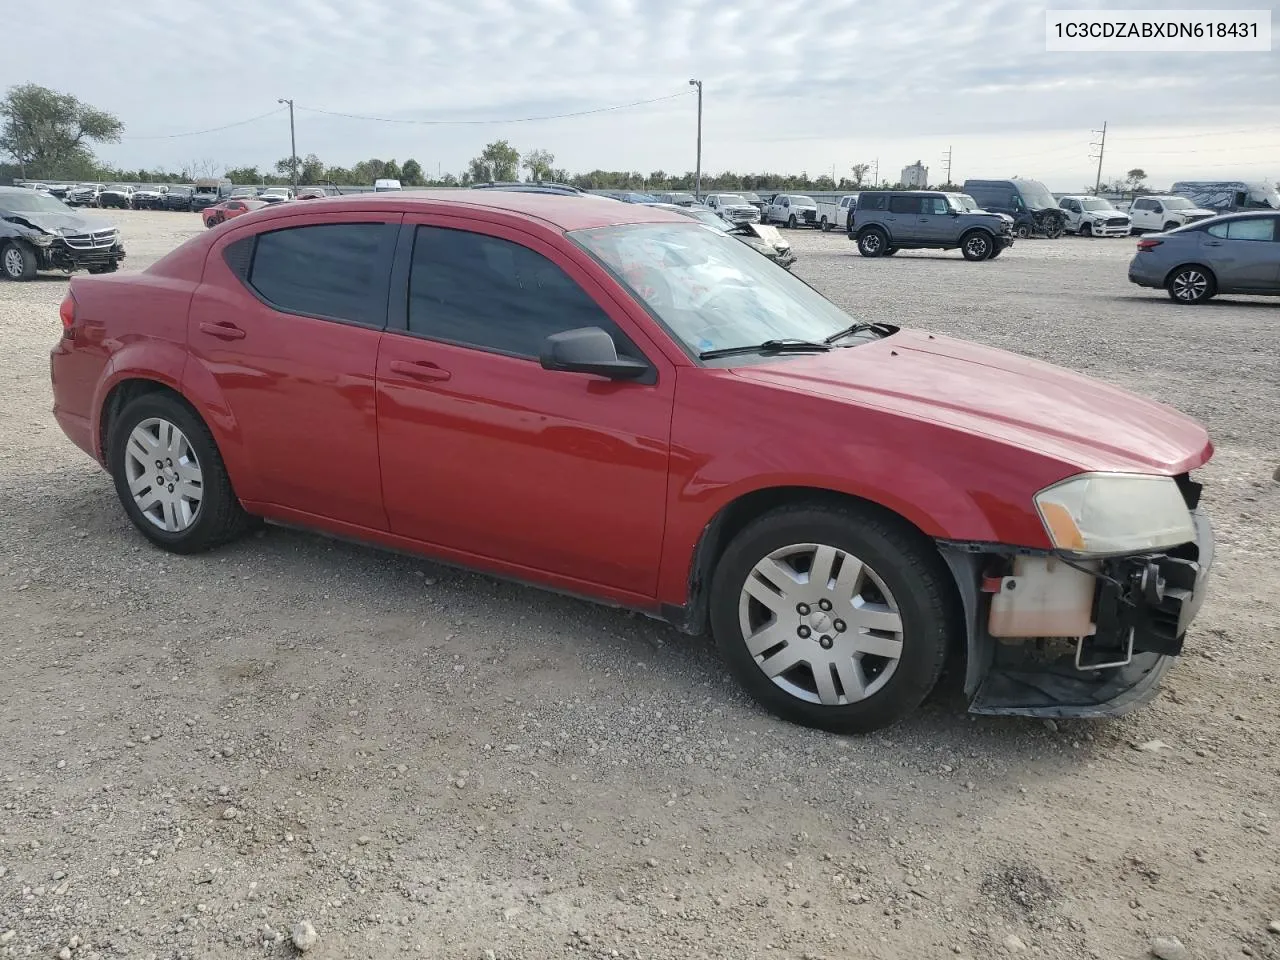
[{"left": 2, "top": 211, "right": 1278, "bottom": 960}]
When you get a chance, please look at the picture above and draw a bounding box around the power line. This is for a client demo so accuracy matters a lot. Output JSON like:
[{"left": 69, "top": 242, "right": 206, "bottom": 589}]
[
  {"left": 295, "top": 90, "right": 693, "bottom": 126},
  {"left": 120, "top": 107, "right": 286, "bottom": 140}
]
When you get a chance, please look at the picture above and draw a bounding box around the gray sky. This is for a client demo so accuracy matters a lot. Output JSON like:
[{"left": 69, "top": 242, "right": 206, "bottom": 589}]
[{"left": 7, "top": 0, "right": 1279, "bottom": 189}]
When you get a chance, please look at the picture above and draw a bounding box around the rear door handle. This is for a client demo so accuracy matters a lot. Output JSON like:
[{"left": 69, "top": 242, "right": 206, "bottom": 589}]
[
  {"left": 389, "top": 359, "right": 451, "bottom": 382},
  {"left": 198, "top": 321, "right": 245, "bottom": 340},
  {"left": 1204, "top": 240, "right": 1224, "bottom": 246}
]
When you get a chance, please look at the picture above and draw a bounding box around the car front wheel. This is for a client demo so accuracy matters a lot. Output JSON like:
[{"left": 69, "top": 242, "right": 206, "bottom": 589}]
[
  {"left": 709, "top": 503, "right": 955, "bottom": 734},
  {"left": 107, "top": 392, "right": 250, "bottom": 553},
  {"left": 1079, "top": 223, "right": 1093, "bottom": 237},
  {"left": 820, "top": 216, "right": 830, "bottom": 232},
  {"left": 1166, "top": 265, "right": 1216, "bottom": 304},
  {"left": 960, "top": 231, "right": 993, "bottom": 261},
  {"left": 2, "top": 240, "right": 38, "bottom": 281},
  {"left": 857, "top": 228, "right": 887, "bottom": 257}
]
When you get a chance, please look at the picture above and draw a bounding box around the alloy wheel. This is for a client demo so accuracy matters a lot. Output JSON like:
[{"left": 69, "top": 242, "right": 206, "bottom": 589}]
[
  {"left": 1171, "top": 269, "right": 1208, "bottom": 302},
  {"left": 738, "top": 543, "right": 904, "bottom": 706},
  {"left": 3, "top": 247, "right": 24, "bottom": 278},
  {"left": 123, "top": 418, "right": 204, "bottom": 532},
  {"left": 964, "top": 235, "right": 990, "bottom": 259}
]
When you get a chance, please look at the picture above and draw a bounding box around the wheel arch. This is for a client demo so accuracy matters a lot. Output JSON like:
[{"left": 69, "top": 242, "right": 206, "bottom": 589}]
[
  {"left": 1162, "top": 261, "right": 1218, "bottom": 289},
  {"left": 665, "top": 485, "right": 958, "bottom": 638}
]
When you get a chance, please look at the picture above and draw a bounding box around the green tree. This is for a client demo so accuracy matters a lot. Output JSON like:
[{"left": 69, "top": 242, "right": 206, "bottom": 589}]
[
  {"left": 850, "top": 163, "right": 871, "bottom": 187},
  {"left": 468, "top": 139, "right": 520, "bottom": 182},
  {"left": 401, "top": 158, "right": 424, "bottom": 186},
  {"left": 0, "top": 84, "right": 123, "bottom": 178},
  {"left": 522, "top": 148, "right": 555, "bottom": 181},
  {"left": 226, "top": 166, "right": 264, "bottom": 184},
  {"left": 1125, "top": 168, "right": 1147, "bottom": 195}
]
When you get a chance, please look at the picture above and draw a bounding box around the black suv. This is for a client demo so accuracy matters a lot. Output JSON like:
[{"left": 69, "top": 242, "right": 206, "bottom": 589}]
[
  {"left": 961, "top": 179, "right": 1067, "bottom": 239},
  {"left": 848, "top": 191, "right": 1014, "bottom": 261}
]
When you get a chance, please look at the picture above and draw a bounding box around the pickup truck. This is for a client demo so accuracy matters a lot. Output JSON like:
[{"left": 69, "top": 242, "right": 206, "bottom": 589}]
[
  {"left": 816, "top": 195, "right": 858, "bottom": 232},
  {"left": 763, "top": 194, "right": 819, "bottom": 228},
  {"left": 1128, "top": 195, "right": 1216, "bottom": 234},
  {"left": 702, "top": 193, "right": 760, "bottom": 224}
]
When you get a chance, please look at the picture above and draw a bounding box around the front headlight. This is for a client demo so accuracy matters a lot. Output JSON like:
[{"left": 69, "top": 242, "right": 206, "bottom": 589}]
[
  {"left": 1034, "top": 472, "right": 1195, "bottom": 556},
  {"left": 28, "top": 232, "right": 55, "bottom": 246}
]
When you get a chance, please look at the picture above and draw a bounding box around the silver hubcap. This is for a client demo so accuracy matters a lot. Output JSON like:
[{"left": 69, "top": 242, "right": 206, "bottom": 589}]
[
  {"left": 1173, "top": 270, "right": 1207, "bottom": 300},
  {"left": 739, "top": 543, "right": 905, "bottom": 706},
  {"left": 124, "top": 418, "right": 203, "bottom": 532},
  {"left": 3, "top": 248, "right": 23, "bottom": 277},
  {"left": 966, "top": 237, "right": 988, "bottom": 257}
]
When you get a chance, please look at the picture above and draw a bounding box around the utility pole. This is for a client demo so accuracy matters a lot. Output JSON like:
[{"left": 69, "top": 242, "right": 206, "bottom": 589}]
[
  {"left": 278, "top": 98, "right": 298, "bottom": 190},
  {"left": 1090, "top": 121, "right": 1107, "bottom": 194},
  {"left": 873, "top": 158, "right": 879, "bottom": 187},
  {"left": 688, "top": 79, "right": 702, "bottom": 200},
  {"left": 942, "top": 145, "right": 953, "bottom": 186}
]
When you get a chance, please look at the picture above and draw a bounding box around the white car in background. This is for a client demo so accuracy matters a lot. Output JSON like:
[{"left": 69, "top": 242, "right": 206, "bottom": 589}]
[
  {"left": 1129, "top": 196, "right": 1216, "bottom": 234},
  {"left": 702, "top": 193, "right": 760, "bottom": 224},
  {"left": 816, "top": 194, "right": 858, "bottom": 232},
  {"left": 1057, "top": 196, "right": 1132, "bottom": 237}
]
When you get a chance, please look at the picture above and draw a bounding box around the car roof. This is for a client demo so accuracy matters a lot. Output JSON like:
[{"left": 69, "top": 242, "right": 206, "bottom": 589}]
[{"left": 238, "top": 190, "right": 690, "bottom": 231}]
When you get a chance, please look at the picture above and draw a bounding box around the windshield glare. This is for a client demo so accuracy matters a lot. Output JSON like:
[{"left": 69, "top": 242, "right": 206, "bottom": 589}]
[
  {"left": 718, "top": 194, "right": 747, "bottom": 204},
  {"left": 1163, "top": 197, "right": 1194, "bottom": 209},
  {"left": 948, "top": 193, "right": 977, "bottom": 211},
  {"left": 1014, "top": 180, "right": 1056, "bottom": 209},
  {"left": 1, "top": 191, "right": 75, "bottom": 214},
  {"left": 1081, "top": 199, "right": 1115, "bottom": 211},
  {"left": 791, "top": 196, "right": 816, "bottom": 206},
  {"left": 572, "top": 222, "right": 858, "bottom": 359}
]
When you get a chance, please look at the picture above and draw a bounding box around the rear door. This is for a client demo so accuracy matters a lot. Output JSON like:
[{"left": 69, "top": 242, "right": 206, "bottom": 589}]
[
  {"left": 186, "top": 212, "right": 401, "bottom": 529},
  {"left": 1202, "top": 216, "right": 1280, "bottom": 289},
  {"left": 886, "top": 194, "right": 923, "bottom": 242}
]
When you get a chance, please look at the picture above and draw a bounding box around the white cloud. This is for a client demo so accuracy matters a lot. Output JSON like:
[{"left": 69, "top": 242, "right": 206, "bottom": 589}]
[{"left": 6, "top": 0, "right": 1278, "bottom": 189}]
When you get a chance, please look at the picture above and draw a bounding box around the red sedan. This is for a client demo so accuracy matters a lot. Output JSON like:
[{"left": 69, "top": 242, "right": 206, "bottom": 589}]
[
  {"left": 49, "top": 192, "right": 1215, "bottom": 732},
  {"left": 202, "top": 198, "right": 267, "bottom": 228}
]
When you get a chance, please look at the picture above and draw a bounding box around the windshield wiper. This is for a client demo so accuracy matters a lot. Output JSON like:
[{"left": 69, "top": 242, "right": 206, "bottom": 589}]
[
  {"left": 822, "top": 321, "right": 895, "bottom": 344},
  {"left": 698, "top": 338, "right": 832, "bottom": 360}
]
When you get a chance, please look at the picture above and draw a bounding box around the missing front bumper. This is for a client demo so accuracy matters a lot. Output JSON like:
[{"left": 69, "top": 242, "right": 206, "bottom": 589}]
[{"left": 941, "top": 511, "right": 1214, "bottom": 719}]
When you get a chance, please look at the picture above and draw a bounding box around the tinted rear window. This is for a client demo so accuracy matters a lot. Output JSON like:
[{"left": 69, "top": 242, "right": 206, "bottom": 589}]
[
  {"left": 859, "top": 193, "right": 887, "bottom": 211},
  {"left": 248, "top": 223, "right": 398, "bottom": 327}
]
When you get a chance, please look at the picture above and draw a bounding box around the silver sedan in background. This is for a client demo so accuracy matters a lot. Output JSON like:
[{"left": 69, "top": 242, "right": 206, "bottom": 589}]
[{"left": 1128, "top": 212, "right": 1280, "bottom": 304}]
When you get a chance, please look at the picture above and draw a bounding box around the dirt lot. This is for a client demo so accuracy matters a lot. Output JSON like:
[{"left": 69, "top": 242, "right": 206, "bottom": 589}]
[{"left": 2, "top": 211, "right": 1278, "bottom": 960}]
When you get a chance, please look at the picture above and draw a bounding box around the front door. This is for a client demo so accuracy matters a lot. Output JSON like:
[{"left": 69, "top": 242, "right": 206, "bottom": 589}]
[
  {"left": 914, "top": 195, "right": 955, "bottom": 243},
  {"left": 886, "top": 194, "right": 923, "bottom": 243},
  {"left": 375, "top": 218, "right": 675, "bottom": 598},
  {"left": 186, "top": 213, "right": 401, "bottom": 529}
]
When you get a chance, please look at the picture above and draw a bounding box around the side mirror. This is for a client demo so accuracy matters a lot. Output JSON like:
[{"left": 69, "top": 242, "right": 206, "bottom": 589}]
[{"left": 540, "top": 327, "right": 650, "bottom": 380}]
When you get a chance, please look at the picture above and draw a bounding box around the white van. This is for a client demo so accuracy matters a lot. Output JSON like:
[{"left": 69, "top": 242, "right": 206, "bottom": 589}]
[{"left": 373, "top": 179, "right": 402, "bottom": 192}]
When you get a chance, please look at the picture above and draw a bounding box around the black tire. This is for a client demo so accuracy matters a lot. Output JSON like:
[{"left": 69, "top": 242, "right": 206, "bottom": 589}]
[
  {"left": 960, "top": 231, "right": 993, "bottom": 261},
  {"left": 708, "top": 503, "right": 957, "bottom": 734},
  {"left": 1163, "top": 221, "right": 1180, "bottom": 233},
  {"left": 820, "top": 216, "right": 830, "bottom": 232},
  {"left": 1165, "top": 265, "right": 1216, "bottom": 304},
  {"left": 787, "top": 215, "right": 797, "bottom": 229},
  {"left": 107, "top": 392, "right": 250, "bottom": 554},
  {"left": 857, "top": 228, "right": 887, "bottom": 257},
  {"left": 986, "top": 245, "right": 1003, "bottom": 259},
  {"left": 2, "top": 240, "right": 38, "bottom": 281},
  {"left": 1079, "top": 223, "right": 1093, "bottom": 237},
  {"left": 1014, "top": 224, "right": 1031, "bottom": 239}
]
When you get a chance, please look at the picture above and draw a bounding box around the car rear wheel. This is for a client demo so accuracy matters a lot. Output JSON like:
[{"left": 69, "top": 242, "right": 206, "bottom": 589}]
[
  {"left": 820, "top": 216, "right": 831, "bottom": 232},
  {"left": 1079, "top": 223, "right": 1093, "bottom": 237},
  {"left": 960, "top": 231, "right": 993, "bottom": 261},
  {"left": 108, "top": 392, "right": 250, "bottom": 554},
  {"left": 857, "top": 228, "right": 887, "bottom": 257},
  {"left": 1163, "top": 221, "right": 1180, "bottom": 232},
  {"left": 1166, "top": 265, "right": 1216, "bottom": 304},
  {"left": 709, "top": 503, "right": 955, "bottom": 734},
  {"left": 2, "top": 240, "right": 38, "bottom": 281}
]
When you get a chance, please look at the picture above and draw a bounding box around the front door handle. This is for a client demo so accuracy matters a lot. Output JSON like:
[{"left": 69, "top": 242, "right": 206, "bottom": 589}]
[
  {"left": 389, "top": 359, "right": 451, "bottom": 382},
  {"left": 1204, "top": 240, "right": 1224, "bottom": 246},
  {"left": 198, "top": 321, "right": 246, "bottom": 340}
]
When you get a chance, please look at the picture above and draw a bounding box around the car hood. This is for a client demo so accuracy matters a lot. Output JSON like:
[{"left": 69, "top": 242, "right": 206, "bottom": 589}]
[
  {"left": 731, "top": 330, "right": 1211, "bottom": 475},
  {"left": 1, "top": 210, "right": 109, "bottom": 235}
]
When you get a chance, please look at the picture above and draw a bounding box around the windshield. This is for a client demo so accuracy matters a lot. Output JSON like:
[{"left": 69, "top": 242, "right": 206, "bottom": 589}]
[
  {"left": 676, "top": 208, "right": 731, "bottom": 230},
  {"left": 742, "top": 193, "right": 761, "bottom": 202},
  {"left": 1013, "top": 180, "right": 1056, "bottom": 210},
  {"left": 791, "top": 195, "right": 816, "bottom": 207},
  {"left": 948, "top": 193, "right": 978, "bottom": 211},
  {"left": 1162, "top": 197, "right": 1194, "bottom": 209},
  {"left": 1081, "top": 198, "right": 1115, "bottom": 211},
  {"left": 1, "top": 191, "right": 75, "bottom": 214},
  {"left": 1248, "top": 184, "right": 1280, "bottom": 208},
  {"left": 106, "top": 184, "right": 130, "bottom": 191},
  {"left": 718, "top": 194, "right": 748, "bottom": 204},
  {"left": 571, "top": 222, "right": 860, "bottom": 359}
]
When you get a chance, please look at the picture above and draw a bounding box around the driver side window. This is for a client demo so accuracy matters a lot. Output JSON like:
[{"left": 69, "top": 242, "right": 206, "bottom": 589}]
[{"left": 406, "top": 226, "right": 640, "bottom": 360}]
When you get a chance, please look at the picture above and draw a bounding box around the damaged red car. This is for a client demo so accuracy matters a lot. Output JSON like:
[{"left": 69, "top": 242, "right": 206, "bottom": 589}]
[{"left": 49, "top": 192, "right": 1214, "bottom": 733}]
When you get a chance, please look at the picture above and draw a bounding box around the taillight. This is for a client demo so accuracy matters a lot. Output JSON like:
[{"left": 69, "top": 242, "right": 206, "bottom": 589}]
[
  {"left": 59, "top": 290, "right": 77, "bottom": 338},
  {"left": 1136, "top": 238, "right": 1163, "bottom": 252}
]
